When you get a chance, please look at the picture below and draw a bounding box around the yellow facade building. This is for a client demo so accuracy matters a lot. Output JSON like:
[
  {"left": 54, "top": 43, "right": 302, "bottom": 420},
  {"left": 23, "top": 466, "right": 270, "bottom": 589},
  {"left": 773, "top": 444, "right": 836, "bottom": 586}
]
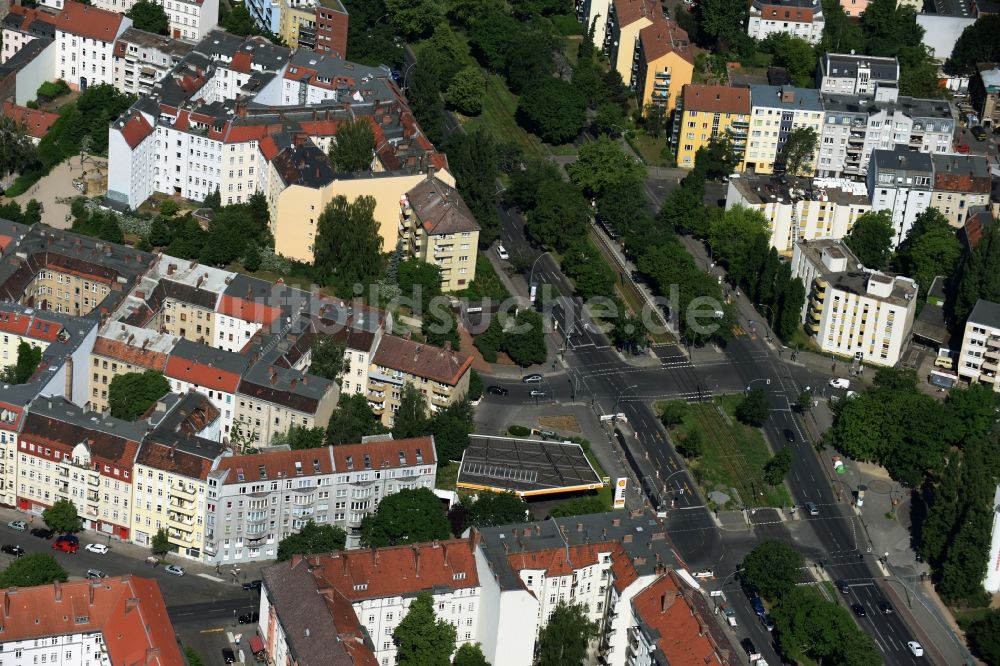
[
  {"left": 633, "top": 19, "right": 693, "bottom": 115},
  {"left": 673, "top": 84, "right": 751, "bottom": 168}
]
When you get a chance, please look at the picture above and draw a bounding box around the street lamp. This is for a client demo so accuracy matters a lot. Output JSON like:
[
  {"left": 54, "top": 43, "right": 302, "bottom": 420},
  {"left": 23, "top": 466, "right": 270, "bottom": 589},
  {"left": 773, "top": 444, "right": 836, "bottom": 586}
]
[
  {"left": 400, "top": 62, "right": 417, "bottom": 92},
  {"left": 613, "top": 384, "right": 639, "bottom": 416},
  {"left": 757, "top": 303, "right": 776, "bottom": 342},
  {"left": 528, "top": 251, "right": 552, "bottom": 303}
]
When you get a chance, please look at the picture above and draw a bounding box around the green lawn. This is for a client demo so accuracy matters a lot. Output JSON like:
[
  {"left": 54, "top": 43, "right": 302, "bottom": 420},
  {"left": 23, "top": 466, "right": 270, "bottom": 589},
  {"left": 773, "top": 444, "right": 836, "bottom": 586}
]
[
  {"left": 454, "top": 252, "right": 511, "bottom": 301},
  {"left": 628, "top": 133, "right": 672, "bottom": 167},
  {"left": 657, "top": 396, "right": 791, "bottom": 509},
  {"left": 436, "top": 460, "right": 460, "bottom": 491},
  {"left": 461, "top": 74, "right": 550, "bottom": 159}
]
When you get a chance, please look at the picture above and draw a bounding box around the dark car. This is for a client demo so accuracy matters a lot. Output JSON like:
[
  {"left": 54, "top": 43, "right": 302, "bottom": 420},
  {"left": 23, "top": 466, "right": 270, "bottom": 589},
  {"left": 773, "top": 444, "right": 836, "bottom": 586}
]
[
  {"left": 238, "top": 611, "right": 260, "bottom": 624},
  {"left": 740, "top": 638, "right": 758, "bottom": 656},
  {"left": 486, "top": 386, "right": 508, "bottom": 396},
  {"left": 30, "top": 527, "right": 54, "bottom": 539},
  {"left": 222, "top": 648, "right": 236, "bottom": 664},
  {"left": 972, "top": 125, "right": 988, "bottom": 141},
  {"left": 242, "top": 580, "right": 262, "bottom": 591},
  {"left": 58, "top": 534, "right": 79, "bottom": 545},
  {"left": 878, "top": 600, "right": 894, "bottom": 615},
  {"left": 852, "top": 603, "right": 867, "bottom": 617},
  {"left": 0, "top": 544, "right": 24, "bottom": 557},
  {"left": 783, "top": 429, "right": 796, "bottom": 443},
  {"left": 836, "top": 579, "right": 850, "bottom": 594}
]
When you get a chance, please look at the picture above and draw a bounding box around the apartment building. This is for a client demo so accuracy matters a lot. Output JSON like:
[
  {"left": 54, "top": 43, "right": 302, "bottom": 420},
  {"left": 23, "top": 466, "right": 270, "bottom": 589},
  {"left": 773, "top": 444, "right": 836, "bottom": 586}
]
[
  {"left": 817, "top": 94, "right": 955, "bottom": 179},
  {"left": 957, "top": 299, "right": 1000, "bottom": 389},
  {"left": 818, "top": 53, "right": 899, "bottom": 101},
  {"left": 744, "top": 85, "right": 824, "bottom": 175},
  {"left": 132, "top": 392, "right": 225, "bottom": 558},
  {"left": 972, "top": 65, "right": 1000, "bottom": 128},
  {"left": 839, "top": 0, "right": 869, "bottom": 16},
  {"left": 603, "top": 0, "right": 662, "bottom": 85},
  {"left": 401, "top": 174, "right": 481, "bottom": 292},
  {"left": 672, "top": 84, "right": 751, "bottom": 168},
  {"left": 0, "top": 399, "right": 26, "bottom": 509},
  {"left": 204, "top": 436, "right": 436, "bottom": 562},
  {"left": 930, "top": 153, "right": 991, "bottom": 227},
  {"left": 17, "top": 396, "right": 143, "bottom": 540},
  {"left": 0, "top": 39, "right": 58, "bottom": 106},
  {"left": 164, "top": 339, "right": 247, "bottom": 437},
  {"left": 0, "top": 577, "right": 185, "bottom": 666},
  {"left": 368, "top": 335, "right": 472, "bottom": 427},
  {"left": 632, "top": 18, "right": 693, "bottom": 115},
  {"left": 0, "top": 6, "right": 55, "bottom": 66},
  {"left": 49, "top": 1, "right": 132, "bottom": 90},
  {"left": 279, "top": 0, "right": 348, "bottom": 53},
  {"left": 42, "top": 0, "right": 218, "bottom": 42},
  {"left": 867, "top": 147, "right": 934, "bottom": 245},
  {"left": 747, "top": 0, "right": 825, "bottom": 45},
  {"left": 87, "top": 324, "right": 174, "bottom": 413},
  {"left": 112, "top": 27, "right": 193, "bottom": 96},
  {"left": 213, "top": 274, "right": 281, "bottom": 353},
  {"left": 726, "top": 174, "right": 871, "bottom": 254},
  {"left": 792, "top": 239, "right": 918, "bottom": 366}
]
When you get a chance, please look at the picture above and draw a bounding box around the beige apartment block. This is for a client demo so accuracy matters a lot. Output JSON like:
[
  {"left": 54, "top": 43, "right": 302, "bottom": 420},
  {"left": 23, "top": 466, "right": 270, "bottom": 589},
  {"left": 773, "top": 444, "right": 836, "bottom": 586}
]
[{"left": 88, "top": 323, "right": 177, "bottom": 413}]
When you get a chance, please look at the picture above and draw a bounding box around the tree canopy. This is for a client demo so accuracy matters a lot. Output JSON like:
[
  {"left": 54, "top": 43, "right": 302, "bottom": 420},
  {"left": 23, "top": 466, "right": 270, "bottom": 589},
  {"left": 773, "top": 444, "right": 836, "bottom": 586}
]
[
  {"left": 771, "top": 586, "right": 881, "bottom": 665},
  {"left": 844, "top": 211, "right": 896, "bottom": 270},
  {"left": 126, "top": 0, "right": 169, "bottom": 34},
  {"left": 524, "top": 180, "right": 590, "bottom": 252},
  {"left": 536, "top": 602, "right": 599, "bottom": 666},
  {"left": 309, "top": 335, "right": 347, "bottom": 381},
  {"left": 0, "top": 113, "right": 38, "bottom": 179},
  {"left": 567, "top": 137, "right": 645, "bottom": 199},
  {"left": 893, "top": 208, "right": 961, "bottom": 298},
  {"left": 462, "top": 491, "right": 528, "bottom": 529},
  {"left": 326, "top": 393, "right": 386, "bottom": 445},
  {"left": 952, "top": 222, "right": 1000, "bottom": 323},
  {"left": 329, "top": 117, "right": 375, "bottom": 173},
  {"left": 108, "top": 371, "right": 170, "bottom": 421},
  {"left": 453, "top": 643, "right": 491, "bottom": 666},
  {"left": 741, "top": 539, "right": 803, "bottom": 599},
  {"left": 0, "top": 553, "right": 68, "bottom": 588},
  {"left": 735, "top": 389, "right": 771, "bottom": 427},
  {"left": 503, "top": 310, "right": 547, "bottom": 366},
  {"left": 360, "top": 487, "right": 451, "bottom": 547},
  {"left": 393, "top": 592, "right": 456, "bottom": 666},
  {"left": 151, "top": 528, "right": 171, "bottom": 556},
  {"left": 516, "top": 78, "right": 587, "bottom": 145},
  {"left": 776, "top": 127, "right": 818, "bottom": 176},
  {"left": 446, "top": 66, "right": 487, "bottom": 115},
  {"left": 276, "top": 520, "right": 347, "bottom": 560},
  {"left": 947, "top": 15, "right": 1000, "bottom": 76},
  {"left": 313, "top": 194, "right": 384, "bottom": 294},
  {"left": 42, "top": 499, "right": 83, "bottom": 534}
]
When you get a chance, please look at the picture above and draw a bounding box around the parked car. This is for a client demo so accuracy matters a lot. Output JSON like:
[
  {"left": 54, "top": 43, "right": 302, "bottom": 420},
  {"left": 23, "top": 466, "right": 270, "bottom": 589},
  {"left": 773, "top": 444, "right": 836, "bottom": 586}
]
[
  {"left": 877, "top": 600, "right": 894, "bottom": 615},
  {"left": 955, "top": 143, "right": 971, "bottom": 154},
  {"left": 30, "top": 528, "right": 54, "bottom": 539},
  {"left": 851, "top": 603, "right": 867, "bottom": 617},
  {"left": 52, "top": 539, "right": 79, "bottom": 554},
  {"left": 486, "top": 386, "right": 508, "bottom": 396},
  {"left": 0, "top": 544, "right": 24, "bottom": 557},
  {"left": 835, "top": 579, "right": 850, "bottom": 594},
  {"left": 496, "top": 244, "right": 509, "bottom": 260},
  {"left": 972, "top": 125, "right": 988, "bottom": 141},
  {"left": 761, "top": 613, "right": 775, "bottom": 631},
  {"left": 530, "top": 390, "right": 546, "bottom": 397},
  {"left": 222, "top": 648, "right": 236, "bottom": 664},
  {"left": 522, "top": 374, "right": 543, "bottom": 383},
  {"left": 58, "top": 534, "right": 79, "bottom": 545},
  {"left": 783, "top": 429, "right": 796, "bottom": 443},
  {"left": 749, "top": 595, "right": 765, "bottom": 618},
  {"left": 164, "top": 564, "right": 185, "bottom": 576},
  {"left": 908, "top": 641, "right": 924, "bottom": 657},
  {"left": 7, "top": 520, "right": 26, "bottom": 532},
  {"left": 85, "top": 543, "right": 109, "bottom": 554},
  {"left": 242, "top": 580, "right": 262, "bottom": 591},
  {"left": 238, "top": 611, "right": 260, "bottom": 624},
  {"left": 86, "top": 569, "right": 107, "bottom": 579},
  {"left": 828, "top": 378, "right": 850, "bottom": 390}
]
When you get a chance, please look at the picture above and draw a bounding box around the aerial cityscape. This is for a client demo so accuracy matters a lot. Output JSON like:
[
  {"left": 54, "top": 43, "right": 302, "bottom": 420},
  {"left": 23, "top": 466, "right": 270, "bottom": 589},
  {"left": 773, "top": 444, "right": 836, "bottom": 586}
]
[{"left": 1, "top": 0, "right": 1000, "bottom": 664}]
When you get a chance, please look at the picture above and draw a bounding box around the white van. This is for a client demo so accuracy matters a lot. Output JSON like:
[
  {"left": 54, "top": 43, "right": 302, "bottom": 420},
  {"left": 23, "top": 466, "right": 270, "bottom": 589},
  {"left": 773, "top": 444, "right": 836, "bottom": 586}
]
[{"left": 829, "top": 378, "right": 850, "bottom": 390}]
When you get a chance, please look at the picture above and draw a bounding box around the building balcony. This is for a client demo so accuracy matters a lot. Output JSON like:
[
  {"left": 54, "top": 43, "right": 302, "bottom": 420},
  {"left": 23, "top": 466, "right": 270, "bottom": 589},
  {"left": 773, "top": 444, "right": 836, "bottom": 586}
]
[
  {"left": 291, "top": 506, "right": 315, "bottom": 518},
  {"left": 57, "top": 467, "right": 69, "bottom": 478},
  {"left": 982, "top": 359, "right": 999, "bottom": 373},
  {"left": 848, "top": 134, "right": 864, "bottom": 144},
  {"left": 909, "top": 136, "right": 922, "bottom": 146},
  {"left": 85, "top": 505, "right": 99, "bottom": 518},
  {"left": 432, "top": 393, "right": 450, "bottom": 405},
  {"left": 172, "top": 484, "right": 196, "bottom": 501},
  {"left": 808, "top": 308, "right": 822, "bottom": 322},
  {"left": 87, "top": 490, "right": 99, "bottom": 503},
  {"left": 168, "top": 528, "right": 194, "bottom": 544},
  {"left": 169, "top": 497, "right": 196, "bottom": 516},
  {"left": 807, "top": 322, "right": 820, "bottom": 334},
  {"left": 167, "top": 513, "right": 194, "bottom": 530},
  {"left": 368, "top": 391, "right": 385, "bottom": 403},
  {"left": 369, "top": 402, "right": 384, "bottom": 414},
  {"left": 986, "top": 336, "right": 1000, "bottom": 351}
]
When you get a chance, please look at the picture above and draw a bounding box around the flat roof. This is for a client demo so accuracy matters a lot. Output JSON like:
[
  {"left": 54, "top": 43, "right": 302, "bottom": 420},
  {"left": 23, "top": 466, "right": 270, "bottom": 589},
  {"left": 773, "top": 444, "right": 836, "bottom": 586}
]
[{"left": 457, "top": 435, "right": 604, "bottom": 497}]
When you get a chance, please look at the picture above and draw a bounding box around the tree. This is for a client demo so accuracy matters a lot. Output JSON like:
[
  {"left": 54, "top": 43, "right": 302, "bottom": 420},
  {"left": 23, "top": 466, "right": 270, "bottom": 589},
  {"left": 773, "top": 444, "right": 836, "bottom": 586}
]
[
  {"left": 398, "top": 259, "right": 442, "bottom": 299},
  {"left": 0, "top": 553, "right": 68, "bottom": 588},
  {"left": 393, "top": 383, "right": 431, "bottom": 439},
  {"left": 42, "top": 499, "right": 83, "bottom": 534},
  {"left": 676, "top": 429, "right": 703, "bottom": 458},
  {"left": 0, "top": 114, "right": 38, "bottom": 178},
  {"left": 967, "top": 608, "right": 1000, "bottom": 666},
  {"left": 567, "top": 137, "right": 645, "bottom": 199},
  {"left": 611, "top": 313, "right": 646, "bottom": 352},
  {"left": 821, "top": 0, "right": 864, "bottom": 54},
  {"left": 947, "top": 15, "right": 1000, "bottom": 75},
  {"left": 735, "top": 390, "right": 770, "bottom": 427},
  {"left": 126, "top": 0, "right": 169, "bottom": 34},
  {"left": 453, "top": 643, "right": 490, "bottom": 666},
  {"left": 428, "top": 399, "right": 474, "bottom": 462},
  {"left": 536, "top": 602, "right": 599, "bottom": 666},
  {"left": 695, "top": 137, "right": 740, "bottom": 182},
  {"left": 796, "top": 389, "right": 813, "bottom": 413},
  {"left": 184, "top": 648, "right": 207, "bottom": 666},
  {"left": 283, "top": 425, "right": 327, "bottom": 450},
  {"left": 777, "top": 127, "right": 818, "bottom": 176},
  {"left": 313, "top": 195, "right": 384, "bottom": 293},
  {"left": 474, "top": 317, "right": 504, "bottom": 362},
  {"left": 524, "top": 180, "right": 590, "bottom": 252},
  {"left": 463, "top": 492, "right": 527, "bottom": 529},
  {"left": 516, "top": 78, "right": 587, "bottom": 145},
  {"left": 548, "top": 495, "right": 606, "bottom": 517},
  {"left": 12, "top": 341, "right": 42, "bottom": 384},
  {"left": 893, "top": 208, "right": 960, "bottom": 296},
  {"left": 326, "top": 393, "right": 386, "bottom": 445},
  {"left": 953, "top": 222, "right": 1000, "bottom": 323},
  {"left": 761, "top": 33, "right": 817, "bottom": 87},
  {"left": 385, "top": 0, "right": 444, "bottom": 39},
  {"left": 329, "top": 117, "right": 375, "bottom": 173},
  {"left": 442, "top": 129, "right": 499, "bottom": 242},
  {"left": 422, "top": 306, "right": 461, "bottom": 351},
  {"left": 445, "top": 67, "right": 487, "bottom": 115},
  {"left": 503, "top": 310, "right": 547, "bottom": 366},
  {"left": 309, "top": 335, "right": 346, "bottom": 381},
  {"left": 698, "top": 0, "right": 750, "bottom": 51},
  {"left": 771, "top": 586, "right": 880, "bottom": 665},
  {"left": 108, "top": 370, "right": 170, "bottom": 420},
  {"left": 740, "top": 539, "right": 803, "bottom": 600},
  {"left": 844, "top": 210, "right": 895, "bottom": 270},
  {"left": 361, "top": 487, "right": 450, "bottom": 547},
  {"left": 660, "top": 401, "right": 688, "bottom": 427},
  {"left": 394, "top": 592, "right": 456, "bottom": 666},
  {"left": 562, "top": 238, "right": 615, "bottom": 300},
  {"left": 276, "top": 520, "right": 347, "bottom": 560},
  {"left": 764, "top": 448, "right": 793, "bottom": 485},
  {"left": 151, "top": 527, "right": 171, "bottom": 556}
]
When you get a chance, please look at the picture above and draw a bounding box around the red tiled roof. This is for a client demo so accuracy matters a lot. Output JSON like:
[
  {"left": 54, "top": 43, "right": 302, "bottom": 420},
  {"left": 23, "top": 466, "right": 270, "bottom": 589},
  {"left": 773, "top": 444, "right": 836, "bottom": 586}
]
[
  {"left": 1, "top": 102, "right": 58, "bottom": 140},
  {"left": 216, "top": 293, "right": 282, "bottom": 325},
  {"left": 507, "top": 543, "right": 618, "bottom": 578},
  {"left": 230, "top": 50, "right": 252, "bottom": 74},
  {"left": 372, "top": 335, "right": 472, "bottom": 387},
  {"left": 0, "top": 401, "right": 25, "bottom": 432},
  {"left": 0, "top": 236, "right": 13, "bottom": 251},
  {"left": 309, "top": 537, "right": 480, "bottom": 601},
  {"left": 682, "top": 84, "right": 751, "bottom": 114},
  {"left": 631, "top": 572, "right": 724, "bottom": 666},
  {"left": 639, "top": 17, "right": 693, "bottom": 65},
  {"left": 330, "top": 436, "right": 435, "bottom": 471},
  {"left": 611, "top": 546, "right": 640, "bottom": 593},
  {"left": 216, "top": 446, "right": 334, "bottom": 484},
  {"left": 258, "top": 135, "right": 281, "bottom": 162},
  {"left": 0, "top": 309, "right": 64, "bottom": 342},
  {"left": 93, "top": 337, "right": 170, "bottom": 372},
  {"left": 120, "top": 112, "right": 155, "bottom": 149},
  {"left": 49, "top": 1, "right": 125, "bottom": 42},
  {"left": 0, "top": 576, "right": 184, "bottom": 666},
  {"left": 164, "top": 357, "right": 242, "bottom": 393},
  {"left": 613, "top": 0, "right": 662, "bottom": 27},
  {"left": 756, "top": 3, "right": 815, "bottom": 22}
]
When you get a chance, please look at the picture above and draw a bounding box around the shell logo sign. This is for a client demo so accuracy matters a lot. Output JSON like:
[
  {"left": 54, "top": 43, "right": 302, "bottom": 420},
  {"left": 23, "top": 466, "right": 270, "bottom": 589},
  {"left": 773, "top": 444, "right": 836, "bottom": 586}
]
[{"left": 613, "top": 477, "right": 628, "bottom": 509}]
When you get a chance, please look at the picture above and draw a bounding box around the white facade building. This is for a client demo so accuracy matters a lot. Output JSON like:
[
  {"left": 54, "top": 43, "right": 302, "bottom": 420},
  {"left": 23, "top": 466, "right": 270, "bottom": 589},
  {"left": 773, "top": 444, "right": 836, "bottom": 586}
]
[
  {"left": 984, "top": 483, "right": 1000, "bottom": 592},
  {"left": 792, "top": 239, "right": 918, "bottom": 366},
  {"left": 867, "top": 147, "right": 934, "bottom": 246},
  {"left": 818, "top": 53, "right": 900, "bottom": 101},
  {"left": 747, "top": 0, "right": 824, "bottom": 44},
  {"left": 744, "top": 86, "right": 825, "bottom": 175},
  {"left": 956, "top": 299, "right": 1000, "bottom": 390},
  {"left": 112, "top": 27, "right": 193, "bottom": 96}
]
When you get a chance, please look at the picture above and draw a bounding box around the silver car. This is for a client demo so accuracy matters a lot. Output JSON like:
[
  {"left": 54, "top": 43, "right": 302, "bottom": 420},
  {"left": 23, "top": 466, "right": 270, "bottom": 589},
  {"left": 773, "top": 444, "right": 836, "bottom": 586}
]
[
  {"left": 164, "top": 564, "right": 185, "bottom": 576},
  {"left": 6, "top": 520, "right": 26, "bottom": 532}
]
